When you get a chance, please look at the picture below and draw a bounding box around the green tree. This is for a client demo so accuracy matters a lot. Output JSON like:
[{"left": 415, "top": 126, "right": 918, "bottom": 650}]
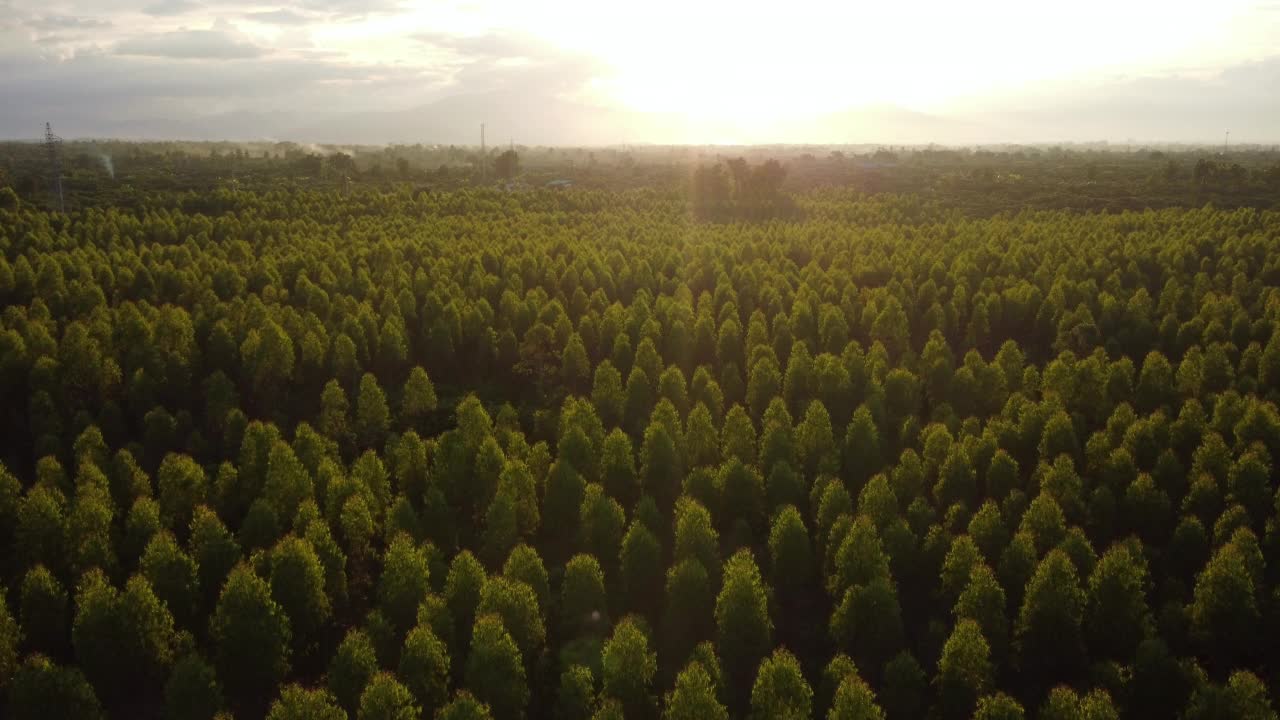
[
  {"left": 721, "top": 405, "right": 757, "bottom": 466},
  {"left": 358, "top": 671, "right": 421, "bottom": 720},
  {"left": 562, "top": 333, "right": 591, "bottom": 393},
  {"left": 620, "top": 520, "right": 664, "bottom": 617},
  {"left": 20, "top": 565, "right": 68, "bottom": 656},
  {"left": 263, "top": 442, "right": 313, "bottom": 528},
  {"left": 0, "top": 591, "right": 17, "bottom": 692},
  {"left": 674, "top": 497, "right": 721, "bottom": 583},
  {"left": 641, "top": 420, "right": 683, "bottom": 511},
  {"left": 768, "top": 505, "right": 813, "bottom": 601},
  {"left": 72, "top": 570, "right": 176, "bottom": 708},
  {"left": 843, "top": 405, "right": 882, "bottom": 488},
  {"left": 189, "top": 505, "right": 242, "bottom": 613},
  {"left": 747, "top": 357, "right": 783, "bottom": 424},
  {"left": 210, "top": 564, "right": 292, "bottom": 713},
  {"left": 556, "top": 665, "right": 597, "bottom": 720},
  {"left": 356, "top": 373, "right": 391, "bottom": 450},
  {"left": 592, "top": 362, "right": 626, "bottom": 429},
  {"left": 494, "top": 149, "right": 520, "bottom": 181},
  {"left": 602, "top": 616, "right": 657, "bottom": 719},
  {"left": 7, "top": 655, "right": 104, "bottom": 720},
  {"left": 579, "top": 484, "right": 626, "bottom": 567},
  {"left": 953, "top": 564, "right": 1009, "bottom": 667},
  {"left": 686, "top": 403, "right": 721, "bottom": 469},
  {"left": 967, "top": 501, "right": 1009, "bottom": 562},
  {"left": 269, "top": 535, "right": 331, "bottom": 655},
  {"left": 502, "top": 544, "right": 550, "bottom": 615},
  {"left": 664, "top": 661, "right": 727, "bottom": 720},
  {"left": 544, "top": 460, "right": 586, "bottom": 542},
  {"left": 935, "top": 618, "right": 991, "bottom": 720},
  {"left": 266, "top": 684, "right": 347, "bottom": 720},
  {"left": 1183, "top": 670, "right": 1276, "bottom": 720},
  {"left": 446, "top": 551, "right": 487, "bottom": 653},
  {"left": 750, "top": 648, "right": 812, "bottom": 720},
  {"left": 320, "top": 380, "right": 352, "bottom": 443},
  {"left": 663, "top": 557, "right": 713, "bottom": 670},
  {"left": 158, "top": 453, "right": 207, "bottom": 534},
  {"left": 715, "top": 549, "right": 772, "bottom": 712},
  {"left": 599, "top": 429, "right": 639, "bottom": 507},
  {"left": 164, "top": 653, "right": 224, "bottom": 720},
  {"left": 439, "top": 691, "right": 496, "bottom": 720},
  {"left": 972, "top": 693, "right": 1025, "bottom": 720},
  {"left": 1037, "top": 686, "right": 1119, "bottom": 720},
  {"left": 465, "top": 614, "right": 529, "bottom": 720},
  {"left": 830, "top": 577, "right": 904, "bottom": 672},
  {"left": 379, "top": 535, "right": 432, "bottom": 634},
  {"left": 1085, "top": 542, "right": 1151, "bottom": 661},
  {"left": 482, "top": 490, "right": 520, "bottom": 568},
  {"left": 828, "top": 673, "right": 886, "bottom": 720},
  {"left": 1190, "top": 540, "right": 1261, "bottom": 670},
  {"left": 881, "top": 651, "right": 926, "bottom": 720},
  {"left": 934, "top": 446, "right": 977, "bottom": 510},
  {"left": 797, "top": 401, "right": 838, "bottom": 476},
  {"left": 330, "top": 628, "right": 379, "bottom": 713},
  {"left": 140, "top": 530, "right": 200, "bottom": 629},
  {"left": 477, "top": 576, "right": 545, "bottom": 660},
  {"left": 1014, "top": 549, "right": 1085, "bottom": 690},
  {"left": 831, "top": 515, "right": 891, "bottom": 597},
  {"left": 401, "top": 366, "right": 439, "bottom": 430}
]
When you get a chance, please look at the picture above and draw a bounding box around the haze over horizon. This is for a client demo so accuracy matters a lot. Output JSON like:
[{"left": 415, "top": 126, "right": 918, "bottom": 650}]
[{"left": 2, "top": 0, "right": 1278, "bottom": 145}]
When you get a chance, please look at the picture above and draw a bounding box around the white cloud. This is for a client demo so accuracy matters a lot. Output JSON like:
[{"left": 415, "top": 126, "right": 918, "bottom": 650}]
[
  {"left": 115, "top": 28, "right": 265, "bottom": 59},
  {"left": 141, "top": 0, "right": 203, "bottom": 16}
]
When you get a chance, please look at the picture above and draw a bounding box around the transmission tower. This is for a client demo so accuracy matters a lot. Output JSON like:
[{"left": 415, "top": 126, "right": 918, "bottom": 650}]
[{"left": 44, "top": 122, "right": 65, "bottom": 213}]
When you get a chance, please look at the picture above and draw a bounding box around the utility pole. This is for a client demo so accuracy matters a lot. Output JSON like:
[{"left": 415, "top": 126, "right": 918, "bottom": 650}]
[
  {"left": 480, "top": 123, "right": 486, "bottom": 181},
  {"left": 44, "top": 122, "right": 65, "bottom": 213},
  {"left": 1224, "top": 130, "right": 1230, "bottom": 154}
]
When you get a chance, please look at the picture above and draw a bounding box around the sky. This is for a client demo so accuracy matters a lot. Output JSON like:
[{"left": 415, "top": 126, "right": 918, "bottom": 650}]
[{"left": 0, "top": 0, "right": 1278, "bottom": 144}]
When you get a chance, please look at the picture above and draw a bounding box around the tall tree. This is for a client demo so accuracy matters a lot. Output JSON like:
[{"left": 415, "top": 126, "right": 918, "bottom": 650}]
[
  {"left": 210, "top": 564, "right": 292, "bottom": 713},
  {"left": 663, "top": 661, "right": 728, "bottom": 720},
  {"left": 1014, "top": 550, "right": 1085, "bottom": 691},
  {"left": 465, "top": 615, "right": 528, "bottom": 720},
  {"left": 602, "top": 616, "right": 657, "bottom": 719},
  {"left": 750, "top": 648, "right": 813, "bottom": 720},
  {"left": 935, "top": 618, "right": 992, "bottom": 720},
  {"left": 715, "top": 549, "right": 773, "bottom": 713}
]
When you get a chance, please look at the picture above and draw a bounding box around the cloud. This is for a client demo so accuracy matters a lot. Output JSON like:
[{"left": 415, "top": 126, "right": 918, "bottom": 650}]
[
  {"left": 266, "top": 0, "right": 404, "bottom": 19},
  {"left": 412, "top": 31, "right": 551, "bottom": 58},
  {"left": 245, "top": 9, "right": 314, "bottom": 25},
  {"left": 25, "top": 15, "right": 112, "bottom": 31},
  {"left": 142, "top": 0, "right": 203, "bottom": 16},
  {"left": 295, "top": 0, "right": 402, "bottom": 11},
  {"left": 0, "top": 27, "right": 457, "bottom": 139},
  {"left": 115, "top": 28, "right": 265, "bottom": 59},
  {"left": 962, "top": 56, "right": 1280, "bottom": 143},
  {"left": 3, "top": 0, "right": 1275, "bottom": 146},
  {"left": 412, "top": 30, "right": 611, "bottom": 98}
]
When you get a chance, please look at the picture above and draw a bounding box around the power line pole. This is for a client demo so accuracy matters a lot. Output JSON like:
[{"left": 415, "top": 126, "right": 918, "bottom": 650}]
[
  {"left": 44, "top": 122, "right": 65, "bottom": 213},
  {"left": 480, "top": 122, "right": 486, "bottom": 181}
]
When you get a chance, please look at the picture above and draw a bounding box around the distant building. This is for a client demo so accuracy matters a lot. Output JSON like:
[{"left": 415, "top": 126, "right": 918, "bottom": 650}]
[{"left": 546, "top": 179, "right": 573, "bottom": 188}]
